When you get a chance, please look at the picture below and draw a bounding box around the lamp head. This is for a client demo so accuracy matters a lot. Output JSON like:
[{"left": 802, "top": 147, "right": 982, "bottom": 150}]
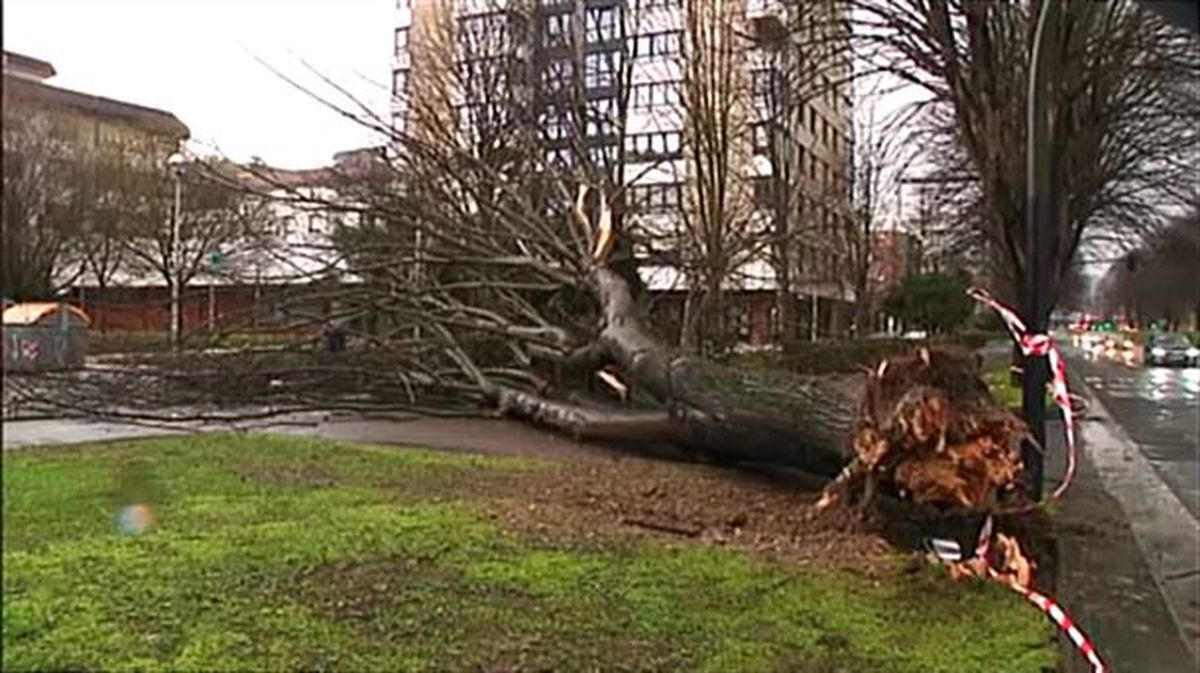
[{"left": 166, "top": 152, "right": 186, "bottom": 176}]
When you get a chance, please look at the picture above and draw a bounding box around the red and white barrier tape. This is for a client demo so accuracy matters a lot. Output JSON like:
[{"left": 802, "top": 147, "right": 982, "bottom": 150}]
[
  {"left": 931, "top": 288, "right": 1106, "bottom": 672},
  {"left": 1001, "top": 572, "right": 1107, "bottom": 673},
  {"left": 928, "top": 527, "right": 1107, "bottom": 673},
  {"left": 968, "top": 287, "right": 1076, "bottom": 507}
]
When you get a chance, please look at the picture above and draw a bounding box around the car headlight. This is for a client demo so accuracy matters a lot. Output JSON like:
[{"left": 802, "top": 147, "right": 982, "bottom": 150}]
[
  {"left": 1187, "top": 347, "right": 1200, "bottom": 358},
  {"left": 1151, "top": 347, "right": 1166, "bottom": 357}
]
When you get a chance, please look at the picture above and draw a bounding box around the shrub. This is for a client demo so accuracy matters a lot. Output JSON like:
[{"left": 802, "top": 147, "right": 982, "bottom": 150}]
[{"left": 882, "top": 271, "right": 975, "bottom": 335}]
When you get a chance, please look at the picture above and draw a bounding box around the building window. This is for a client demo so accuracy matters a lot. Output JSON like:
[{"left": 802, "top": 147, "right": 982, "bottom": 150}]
[
  {"left": 392, "top": 69, "right": 409, "bottom": 96},
  {"left": 751, "top": 69, "right": 772, "bottom": 101},
  {"left": 585, "top": 98, "right": 618, "bottom": 137},
  {"left": 544, "top": 147, "right": 574, "bottom": 168},
  {"left": 625, "top": 131, "right": 682, "bottom": 161},
  {"left": 543, "top": 59, "right": 573, "bottom": 90},
  {"left": 544, "top": 113, "right": 571, "bottom": 141},
  {"left": 752, "top": 123, "right": 770, "bottom": 154},
  {"left": 545, "top": 13, "right": 570, "bottom": 45},
  {"left": 585, "top": 51, "right": 617, "bottom": 88},
  {"left": 591, "top": 97, "right": 617, "bottom": 122},
  {"left": 635, "top": 0, "right": 682, "bottom": 9},
  {"left": 633, "top": 30, "right": 681, "bottom": 58},
  {"left": 585, "top": 7, "right": 618, "bottom": 43},
  {"left": 588, "top": 143, "right": 618, "bottom": 166},
  {"left": 630, "top": 80, "right": 680, "bottom": 109},
  {"left": 629, "top": 183, "right": 681, "bottom": 210},
  {"left": 752, "top": 177, "right": 774, "bottom": 208},
  {"left": 459, "top": 12, "right": 508, "bottom": 50},
  {"left": 394, "top": 27, "right": 409, "bottom": 54},
  {"left": 586, "top": 116, "right": 614, "bottom": 137}
]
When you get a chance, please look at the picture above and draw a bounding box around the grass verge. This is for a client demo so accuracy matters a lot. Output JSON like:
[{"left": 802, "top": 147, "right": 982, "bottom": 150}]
[
  {"left": 983, "top": 363, "right": 1023, "bottom": 409},
  {"left": 3, "top": 434, "right": 1056, "bottom": 672}
]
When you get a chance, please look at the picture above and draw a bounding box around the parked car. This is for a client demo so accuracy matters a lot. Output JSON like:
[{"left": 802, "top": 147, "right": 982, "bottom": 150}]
[{"left": 1145, "top": 332, "right": 1199, "bottom": 367}]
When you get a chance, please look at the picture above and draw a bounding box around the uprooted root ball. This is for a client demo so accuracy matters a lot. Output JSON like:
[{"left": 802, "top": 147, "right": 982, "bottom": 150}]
[{"left": 820, "top": 348, "right": 1028, "bottom": 513}]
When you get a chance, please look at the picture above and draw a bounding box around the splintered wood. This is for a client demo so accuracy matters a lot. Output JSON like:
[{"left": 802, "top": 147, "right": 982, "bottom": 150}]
[
  {"left": 819, "top": 348, "right": 1028, "bottom": 513},
  {"left": 944, "top": 533, "right": 1036, "bottom": 588}
]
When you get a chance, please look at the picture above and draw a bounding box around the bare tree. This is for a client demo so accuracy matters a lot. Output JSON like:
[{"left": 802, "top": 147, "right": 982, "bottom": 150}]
[
  {"left": 848, "top": 0, "right": 1200, "bottom": 313},
  {"left": 1099, "top": 202, "right": 1200, "bottom": 327},
  {"left": 121, "top": 157, "right": 279, "bottom": 334},
  {"left": 1, "top": 111, "right": 86, "bottom": 299},
  {"left": 10, "top": 2, "right": 1040, "bottom": 517},
  {"left": 68, "top": 135, "right": 175, "bottom": 326},
  {"left": 844, "top": 88, "right": 903, "bottom": 333},
  {"left": 673, "top": 0, "right": 763, "bottom": 352}
]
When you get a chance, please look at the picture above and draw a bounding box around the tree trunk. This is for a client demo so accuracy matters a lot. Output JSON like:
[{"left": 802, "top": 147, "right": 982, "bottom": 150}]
[
  {"left": 494, "top": 263, "right": 1028, "bottom": 513},
  {"left": 777, "top": 287, "right": 797, "bottom": 350},
  {"left": 496, "top": 265, "right": 855, "bottom": 477}
]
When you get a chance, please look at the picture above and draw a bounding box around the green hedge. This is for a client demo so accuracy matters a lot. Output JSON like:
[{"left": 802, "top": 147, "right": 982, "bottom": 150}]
[{"left": 728, "top": 332, "right": 994, "bottom": 375}]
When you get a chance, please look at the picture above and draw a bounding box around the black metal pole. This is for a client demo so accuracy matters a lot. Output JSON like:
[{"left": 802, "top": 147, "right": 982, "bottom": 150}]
[{"left": 1023, "top": 0, "right": 1058, "bottom": 500}]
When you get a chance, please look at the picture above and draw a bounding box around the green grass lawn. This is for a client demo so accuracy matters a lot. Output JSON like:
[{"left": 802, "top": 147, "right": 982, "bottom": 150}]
[
  {"left": 983, "top": 363, "right": 1024, "bottom": 409},
  {"left": 3, "top": 434, "right": 1056, "bottom": 672}
]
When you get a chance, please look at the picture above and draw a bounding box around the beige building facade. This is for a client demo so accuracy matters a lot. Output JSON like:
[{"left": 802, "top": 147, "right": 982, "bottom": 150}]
[{"left": 390, "top": 0, "right": 853, "bottom": 342}]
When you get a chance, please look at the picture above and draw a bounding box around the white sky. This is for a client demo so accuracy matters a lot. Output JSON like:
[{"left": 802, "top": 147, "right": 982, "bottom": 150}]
[{"left": 3, "top": 0, "right": 394, "bottom": 169}]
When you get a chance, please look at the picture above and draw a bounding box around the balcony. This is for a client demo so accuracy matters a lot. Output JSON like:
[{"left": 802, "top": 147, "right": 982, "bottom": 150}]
[{"left": 746, "top": 0, "right": 786, "bottom": 42}]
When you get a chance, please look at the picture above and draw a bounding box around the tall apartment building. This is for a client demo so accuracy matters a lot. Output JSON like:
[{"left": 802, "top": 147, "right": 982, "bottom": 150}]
[{"left": 391, "top": 0, "right": 853, "bottom": 344}]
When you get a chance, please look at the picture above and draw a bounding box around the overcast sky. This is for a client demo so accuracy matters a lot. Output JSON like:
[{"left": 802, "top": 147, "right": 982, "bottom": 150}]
[{"left": 3, "top": 0, "right": 394, "bottom": 168}]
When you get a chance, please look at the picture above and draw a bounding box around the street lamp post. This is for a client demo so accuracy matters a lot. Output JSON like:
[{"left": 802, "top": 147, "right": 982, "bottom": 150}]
[
  {"left": 167, "top": 152, "right": 186, "bottom": 348},
  {"left": 1022, "top": 0, "right": 1059, "bottom": 500}
]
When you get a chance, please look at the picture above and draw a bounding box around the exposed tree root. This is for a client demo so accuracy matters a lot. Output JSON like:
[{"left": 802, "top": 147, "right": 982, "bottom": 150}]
[{"left": 820, "top": 348, "right": 1028, "bottom": 514}]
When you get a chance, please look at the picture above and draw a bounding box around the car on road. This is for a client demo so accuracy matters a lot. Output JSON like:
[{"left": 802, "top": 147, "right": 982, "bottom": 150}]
[{"left": 1145, "top": 332, "right": 1199, "bottom": 367}]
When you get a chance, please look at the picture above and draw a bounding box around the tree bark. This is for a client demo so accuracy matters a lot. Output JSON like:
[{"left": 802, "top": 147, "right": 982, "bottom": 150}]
[{"left": 498, "top": 264, "right": 855, "bottom": 477}]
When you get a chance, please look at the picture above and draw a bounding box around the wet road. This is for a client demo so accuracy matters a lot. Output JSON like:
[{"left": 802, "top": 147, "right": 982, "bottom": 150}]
[{"left": 1068, "top": 347, "right": 1200, "bottom": 522}]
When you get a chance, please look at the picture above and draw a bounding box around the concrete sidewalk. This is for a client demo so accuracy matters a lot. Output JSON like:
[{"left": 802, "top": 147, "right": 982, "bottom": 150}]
[{"left": 1050, "top": 372, "right": 1198, "bottom": 672}]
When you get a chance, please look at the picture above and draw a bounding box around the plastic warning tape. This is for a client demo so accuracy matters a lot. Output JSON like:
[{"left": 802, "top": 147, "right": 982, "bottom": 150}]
[
  {"left": 994, "top": 567, "right": 1107, "bottom": 673},
  {"left": 961, "top": 287, "right": 1105, "bottom": 672},
  {"left": 967, "top": 287, "right": 1077, "bottom": 507},
  {"left": 928, "top": 523, "right": 1107, "bottom": 672}
]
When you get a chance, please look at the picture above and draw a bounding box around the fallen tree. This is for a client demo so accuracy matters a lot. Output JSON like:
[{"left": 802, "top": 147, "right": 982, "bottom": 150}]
[
  {"left": 4, "top": 1, "right": 1043, "bottom": 516},
  {"left": 8, "top": 182, "right": 1033, "bottom": 516}
]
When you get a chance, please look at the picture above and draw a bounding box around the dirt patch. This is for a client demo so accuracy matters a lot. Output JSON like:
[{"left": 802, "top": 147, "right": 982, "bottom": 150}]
[
  {"left": 470, "top": 454, "right": 895, "bottom": 573},
  {"left": 236, "top": 462, "right": 337, "bottom": 488},
  {"left": 292, "top": 415, "right": 903, "bottom": 571}
]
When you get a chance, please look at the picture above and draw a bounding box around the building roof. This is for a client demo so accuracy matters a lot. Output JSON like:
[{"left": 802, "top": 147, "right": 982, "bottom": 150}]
[
  {"left": 234, "top": 150, "right": 392, "bottom": 193},
  {"left": 2, "top": 302, "right": 91, "bottom": 327},
  {"left": 2, "top": 51, "right": 56, "bottom": 80},
  {"left": 2, "top": 72, "right": 189, "bottom": 139}
]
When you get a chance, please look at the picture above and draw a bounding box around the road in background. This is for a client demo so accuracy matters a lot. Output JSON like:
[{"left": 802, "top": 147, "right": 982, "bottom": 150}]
[{"left": 1068, "top": 344, "right": 1199, "bottom": 521}]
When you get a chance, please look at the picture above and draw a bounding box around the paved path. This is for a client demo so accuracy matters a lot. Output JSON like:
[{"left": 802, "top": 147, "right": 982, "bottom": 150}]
[
  {"left": 2, "top": 417, "right": 193, "bottom": 449},
  {"left": 2, "top": 411, "right": 638, "bottom": 464}
]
